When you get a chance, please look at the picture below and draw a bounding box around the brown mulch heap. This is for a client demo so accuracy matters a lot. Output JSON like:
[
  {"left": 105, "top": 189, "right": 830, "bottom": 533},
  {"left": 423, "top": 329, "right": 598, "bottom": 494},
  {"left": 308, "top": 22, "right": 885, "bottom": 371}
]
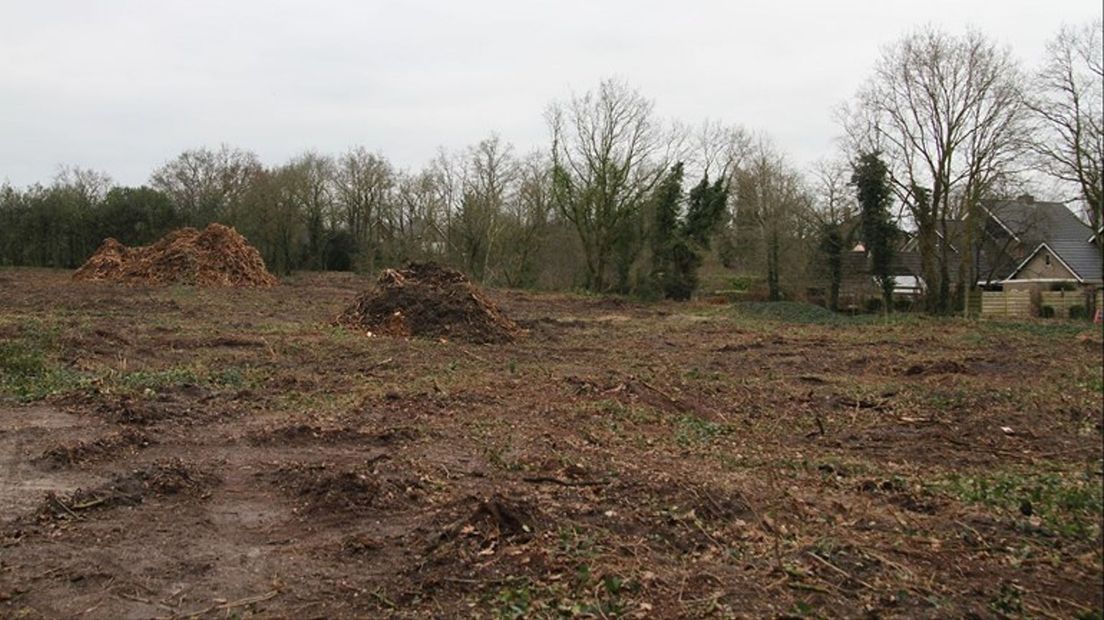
[
  {"left": 73, "top": 223, "right": 277, "bottom": 287},
  {"left": 337, "top": 262, "right": 518, "bottom": 343}
]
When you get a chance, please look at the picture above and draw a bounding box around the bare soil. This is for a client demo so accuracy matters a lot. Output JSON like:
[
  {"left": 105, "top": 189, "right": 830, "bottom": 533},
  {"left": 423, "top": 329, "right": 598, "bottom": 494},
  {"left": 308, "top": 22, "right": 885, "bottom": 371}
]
[{"left": 0, "top": 268, "right": 1101, "bottom": 619}]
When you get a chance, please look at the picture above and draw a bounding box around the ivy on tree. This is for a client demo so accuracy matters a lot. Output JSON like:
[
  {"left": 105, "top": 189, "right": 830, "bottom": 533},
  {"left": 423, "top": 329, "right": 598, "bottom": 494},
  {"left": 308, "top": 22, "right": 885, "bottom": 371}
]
[
  {"left": 651, "top": 163, "right": 729, "bottom": 300},
  {"left": 851, "top": 152, "right": 897, "bottom": 311}
]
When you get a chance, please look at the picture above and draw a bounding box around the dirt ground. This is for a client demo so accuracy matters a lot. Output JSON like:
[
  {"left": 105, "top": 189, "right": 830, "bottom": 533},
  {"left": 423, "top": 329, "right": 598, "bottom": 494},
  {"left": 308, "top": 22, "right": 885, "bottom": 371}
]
[{"left": 1, "top": 268, "right": 1101, "bottom": 619}]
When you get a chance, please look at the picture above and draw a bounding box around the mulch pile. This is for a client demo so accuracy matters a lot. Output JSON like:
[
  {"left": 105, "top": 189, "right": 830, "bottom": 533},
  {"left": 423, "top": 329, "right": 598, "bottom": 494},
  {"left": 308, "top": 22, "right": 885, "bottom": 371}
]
[
  {"left": 73, "top": 224, "right": 277, "bottom": 287},
  {"left": 337, "top": 263, "right": 518, "bottom": 343}
]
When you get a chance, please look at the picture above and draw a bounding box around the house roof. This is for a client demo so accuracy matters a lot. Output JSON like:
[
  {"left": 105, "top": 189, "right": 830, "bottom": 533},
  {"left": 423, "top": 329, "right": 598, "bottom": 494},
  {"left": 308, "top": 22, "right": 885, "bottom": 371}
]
[
  {"left": 1002, "top": 242, "right": 1082, "bottom": 283},
  {"left": 985, "top": 198, "right": 1102, "bottom": 282}
]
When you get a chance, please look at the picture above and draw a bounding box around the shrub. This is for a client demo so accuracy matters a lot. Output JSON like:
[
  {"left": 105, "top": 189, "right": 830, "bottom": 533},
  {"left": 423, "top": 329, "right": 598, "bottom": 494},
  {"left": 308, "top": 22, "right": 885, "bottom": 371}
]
[
  {"left": 864, "top": 297, "right": 883, "bottom": 314},
  {"left": 1069, "top": 305, "right": 1087, "bottom": 320},
  {"left": 1039, "top": 305, "right": 1055, "bottom": 319},
  {"left": 733, "top": 301, "right": 840, "bottom": 324}
]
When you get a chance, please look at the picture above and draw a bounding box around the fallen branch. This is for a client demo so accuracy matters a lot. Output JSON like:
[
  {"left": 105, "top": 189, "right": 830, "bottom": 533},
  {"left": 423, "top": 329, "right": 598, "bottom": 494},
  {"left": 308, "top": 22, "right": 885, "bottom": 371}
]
[
  {"left": 632, "top": 374, "right": 730, "bottom": 423},
  {"left": 160, "top": 590, "right": 278, "bottom": 619},
  {"left": 861, "top": 548, "right": 914, "bottom": 579},
  {"left": 461, "top": 349, "right": 488, "bottom": 364},
  {"left": 636, "top": 377, "right": 678, "bottom": 403},
  {"left": 72, "top": 497, "right": 108, "bottom": 511},
  {"left": 364, "top": 357, "right": 394, "bottom": 372},
  {"left": 521, "top": 476, "right": 609, "bottom": 487},
  {"left": 806, "top": 551, "right": 874, "bottom": 590},
  {"left": 115, "top": 591, "right": 175, "bottom": 611},
  {"left": 50, "top": 495, "right": 83, "bottom": 520},
  {"left": 787, "top": 581, "right": 832, "bottom": 594},
  {"left": 369, "top": 588, "right": 396, "bottom": 609}
]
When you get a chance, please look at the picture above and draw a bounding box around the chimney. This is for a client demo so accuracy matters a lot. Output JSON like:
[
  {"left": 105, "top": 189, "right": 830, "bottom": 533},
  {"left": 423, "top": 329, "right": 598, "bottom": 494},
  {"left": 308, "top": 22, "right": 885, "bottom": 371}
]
[{"left": 1018, "top": 193, "right": 1034, "bottom": 204}]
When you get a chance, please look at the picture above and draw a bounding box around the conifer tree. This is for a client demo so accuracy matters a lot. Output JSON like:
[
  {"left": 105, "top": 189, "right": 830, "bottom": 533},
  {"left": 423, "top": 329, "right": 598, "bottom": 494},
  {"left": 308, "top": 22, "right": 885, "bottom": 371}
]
[{"left": 851, "top": 152, "right": 897, "bottom": 311}]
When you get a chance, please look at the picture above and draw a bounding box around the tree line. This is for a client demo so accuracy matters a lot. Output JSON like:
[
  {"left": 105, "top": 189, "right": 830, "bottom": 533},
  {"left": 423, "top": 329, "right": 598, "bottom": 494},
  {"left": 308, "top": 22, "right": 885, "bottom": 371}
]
[{"left": 1, "top": 22, "right": 1099, "bottom": 310}]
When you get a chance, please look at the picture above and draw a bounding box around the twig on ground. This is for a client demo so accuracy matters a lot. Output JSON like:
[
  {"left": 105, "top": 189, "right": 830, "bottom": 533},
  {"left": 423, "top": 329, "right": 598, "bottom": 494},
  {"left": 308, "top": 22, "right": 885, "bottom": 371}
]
[
  {"left": 78, "top": 601, "right": 105, "bottom": 616},
  {"left": 806, "top": 551, "right": 875, "bottom": 590},
  {"left": 50, "top": 495, "right": 82, "bottom": 520},
  {"left": 1023, "top": 601, "right": 1067, "bottom": 620},
  {"left": 72, "top": 498, "right": 108, "bottom": 511},
  {"left": 160, "top": 590, "right": 278, "bottom": 619},
  {"left": 861, "top": 549, "right": 914, "bottom": 578},
  {"left": 521, "top": 476, "right": 609, "bottom": 487},
  {"left": 369, "top": 588, "right": 397, "bottom": 609},
  {"left": 787, "top": 581, "right": 832, "bottom": 594},
  {"left": 365, "top": 357, "right": 394, "bottom": 372},
  {"left": 461, "top": 349, "right": 488, "bottom": 363},
  {"left": 115, "top": 591, "right": 174, "bottom": 611}
]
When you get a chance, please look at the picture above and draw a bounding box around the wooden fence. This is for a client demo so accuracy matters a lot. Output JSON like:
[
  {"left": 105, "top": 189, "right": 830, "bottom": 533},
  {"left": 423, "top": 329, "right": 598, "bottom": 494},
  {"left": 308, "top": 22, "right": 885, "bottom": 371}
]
[
  {"left": 1039, "top": 290, "right": 1085, "bottom": 317},
  {"left": 980, "top": 290, "right": 1032, "bottom": 317},
  {"left": 981, "top": 288, "right": 1091, "bottom": 318}
]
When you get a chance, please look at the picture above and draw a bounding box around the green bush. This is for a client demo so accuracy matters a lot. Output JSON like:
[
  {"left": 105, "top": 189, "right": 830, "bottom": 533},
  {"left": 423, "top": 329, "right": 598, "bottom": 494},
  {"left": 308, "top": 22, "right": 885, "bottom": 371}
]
[
  {"left": 1039, "top": 305, "right": 1056, "bottom": 319},
  {"left": 1069, "top": 305, "right": 1087, "bottom": 320},
  {"left": 893, "top": 298, "right": 914, "bottom": 313},
  {"left": 733, "top": 301, "right": 841, "bottom": 324},
  {"left": 728, "top": 275, "right": 759, "bottom": 292},
  {"left": 864, "top": 297, "right": 883, "bottom": 314}
]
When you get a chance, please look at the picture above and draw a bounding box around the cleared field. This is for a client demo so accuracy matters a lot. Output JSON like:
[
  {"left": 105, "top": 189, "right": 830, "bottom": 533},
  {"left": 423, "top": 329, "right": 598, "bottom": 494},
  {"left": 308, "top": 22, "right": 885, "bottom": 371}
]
[{"left": 0, "top": 269, "right": 1101, "bottom": 618}]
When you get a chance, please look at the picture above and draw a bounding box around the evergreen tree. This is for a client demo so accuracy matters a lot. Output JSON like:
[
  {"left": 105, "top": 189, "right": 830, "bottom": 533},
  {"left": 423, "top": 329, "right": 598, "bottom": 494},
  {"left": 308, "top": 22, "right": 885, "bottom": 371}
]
[
  {"left": 851, "top": 152, "right": 897, "bottom": 312},
  {"left": 650, "top": 164, "right": 729, "bottom": 300},
  {"left": 650, "top": 163, "right": 685, "bottom": 298}
]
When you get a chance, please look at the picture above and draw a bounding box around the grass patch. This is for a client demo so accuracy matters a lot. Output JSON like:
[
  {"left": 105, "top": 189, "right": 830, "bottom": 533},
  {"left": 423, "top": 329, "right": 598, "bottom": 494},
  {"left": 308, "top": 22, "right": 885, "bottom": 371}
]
[
  {"left": 934, "top": 469, "right": 1103, "bottom": 538},
  {"left": 115, "top": 363, "right": 263, "bottom": 392},
  {"left": 485, "top": 569, "right": 633, "bottom": 619},
  {"left": 732, "top": 301, "right": 928, "bottom": 327},
  {"left": 675, "top": 414, "right": 730, "bottom": 446},
  {"left": 0, "top": 320, "right": 86, "bottom": 401},
  {"left": 980, "top": 320, "right": 1094, "bottom": 338},
  {"left": 732, "top": 301, "right": 842, "bottom": 325},
  {"left": 590, "top": 399, "right": 661, "bottom": 425}
]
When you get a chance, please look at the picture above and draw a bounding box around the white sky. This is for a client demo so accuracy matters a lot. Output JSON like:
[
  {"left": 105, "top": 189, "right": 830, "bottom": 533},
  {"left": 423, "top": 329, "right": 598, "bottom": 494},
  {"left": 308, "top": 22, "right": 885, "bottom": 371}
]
[{"left": 2, "top": 0, "right": 1101, "bottom": 187}]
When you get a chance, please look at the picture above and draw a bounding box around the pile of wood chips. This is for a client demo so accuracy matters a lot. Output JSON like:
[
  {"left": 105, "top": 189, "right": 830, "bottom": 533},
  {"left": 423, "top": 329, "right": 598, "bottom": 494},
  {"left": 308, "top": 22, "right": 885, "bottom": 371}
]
[
  {"left": 73, "top": 224, "right": 277, "bottom": 287},
  {"left": 337, "top": 263, "right": 518, "bottom": 343}
]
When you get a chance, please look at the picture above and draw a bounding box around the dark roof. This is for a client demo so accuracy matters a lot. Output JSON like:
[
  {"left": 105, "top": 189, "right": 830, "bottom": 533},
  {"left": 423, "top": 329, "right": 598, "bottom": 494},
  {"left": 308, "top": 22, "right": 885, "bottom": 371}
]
[{"left": 986, "top": 198, "right": 1102, "bottom": 282}]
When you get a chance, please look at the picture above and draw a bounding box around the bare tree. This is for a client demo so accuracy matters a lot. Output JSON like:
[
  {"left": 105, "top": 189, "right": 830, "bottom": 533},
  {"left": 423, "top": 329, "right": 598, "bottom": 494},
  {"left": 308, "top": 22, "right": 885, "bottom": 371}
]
[
  {"left": 53, "top": 166, "right": 113, "bottom": 205},
  {"left": 732, "top": 138, "right": 811, "bottom": 301},
  {"left": 810, "top": 157, "right": 857, "bottom": 227},
  {"left": 499, "top": 151, "right": 553, "bottom": 287},
  {"left": 843, "top": 27, "right": 1028, "bottom": 313},
  {"left": 236, "top": 165, "right": 304, "bottom": 275},
  {"left": 810, "top": 157, "right": 858, "bottom": 309},
  {"left": 333, "top": 147, "right": 394, "bottom": 270},
  {"left": 391, "top": 168, "right": 448, "bottom": 262},
  {"left": 150, "top": 144, "right": 261, "bottom": 225},
  {"left": 691, "top": 120, "right": 752, "bottom": 183},
  {"left": 283, "top": 151, "right": 334, "bottom": 269},
  {"left": 547, "top": 79, "right": 678, "bottom": 291},
  {"left": 1027, "top": 21, "right": 1103, "bottom": 241},
  {"left": 446, "top": 136, "right": 514, "bottom": 281}
]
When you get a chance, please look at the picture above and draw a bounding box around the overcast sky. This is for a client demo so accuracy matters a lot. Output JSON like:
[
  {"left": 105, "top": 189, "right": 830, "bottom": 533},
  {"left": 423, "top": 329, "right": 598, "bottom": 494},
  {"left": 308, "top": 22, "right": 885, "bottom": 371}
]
[{"left": 2, "top": 0, "right": 1100, "bottom": 188}]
